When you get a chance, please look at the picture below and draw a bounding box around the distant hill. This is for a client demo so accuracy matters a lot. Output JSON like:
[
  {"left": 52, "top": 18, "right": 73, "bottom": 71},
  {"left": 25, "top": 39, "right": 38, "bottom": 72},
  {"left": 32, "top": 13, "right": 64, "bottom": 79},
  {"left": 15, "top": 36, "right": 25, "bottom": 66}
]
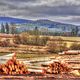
[
  {"left": 0, "top": 16, "right": 79, "bottom": 34},
  {"left": 0, "top": 16, "right": 32, "bottom": 24}
]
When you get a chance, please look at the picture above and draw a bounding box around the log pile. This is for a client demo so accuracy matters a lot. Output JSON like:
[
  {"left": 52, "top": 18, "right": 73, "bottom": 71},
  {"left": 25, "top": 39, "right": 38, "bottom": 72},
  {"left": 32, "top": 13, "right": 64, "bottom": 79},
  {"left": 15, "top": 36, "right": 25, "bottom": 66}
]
[
  {"left": 45, "top": 61, "right": 71, "bottom": 74},
  {"left": 0, "top": 53, "right": 28, "bottom": 75},
  {"left": 0, "top": 53, "right": 73, "bottom": 75}
]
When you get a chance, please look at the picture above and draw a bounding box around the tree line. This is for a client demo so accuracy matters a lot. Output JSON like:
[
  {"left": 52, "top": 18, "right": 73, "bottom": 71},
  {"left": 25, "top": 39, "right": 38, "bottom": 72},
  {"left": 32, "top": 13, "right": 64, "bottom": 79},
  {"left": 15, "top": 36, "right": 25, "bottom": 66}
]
[
  {"left": 1, "top": 23, "right": 17, "bottom": 34},
  {"left": 26, "top": 26, "right": 79, "bottom": 37}
]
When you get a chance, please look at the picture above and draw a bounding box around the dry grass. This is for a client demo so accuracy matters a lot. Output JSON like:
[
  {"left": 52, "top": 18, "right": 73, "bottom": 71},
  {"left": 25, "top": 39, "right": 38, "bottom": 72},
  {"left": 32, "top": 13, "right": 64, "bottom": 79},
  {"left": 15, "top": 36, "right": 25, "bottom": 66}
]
[
  {"left": 49, "top": 36, "right": 80, "bottom": 47},
  {"left": 16, "top": 53, "right": 58, "bottom": 59},
  {"left": 50, "top": 36, "right": 80, "bottom": 41},
  {"left": 0, "top": 52, "right": 10, "bottom": 56}
]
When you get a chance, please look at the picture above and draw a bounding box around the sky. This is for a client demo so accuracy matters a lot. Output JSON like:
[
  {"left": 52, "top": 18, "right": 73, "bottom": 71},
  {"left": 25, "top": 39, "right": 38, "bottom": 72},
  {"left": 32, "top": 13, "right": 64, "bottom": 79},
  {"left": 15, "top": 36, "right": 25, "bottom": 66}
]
[{"left": 0, "top": 0, "right": 80, "bottom": 25}]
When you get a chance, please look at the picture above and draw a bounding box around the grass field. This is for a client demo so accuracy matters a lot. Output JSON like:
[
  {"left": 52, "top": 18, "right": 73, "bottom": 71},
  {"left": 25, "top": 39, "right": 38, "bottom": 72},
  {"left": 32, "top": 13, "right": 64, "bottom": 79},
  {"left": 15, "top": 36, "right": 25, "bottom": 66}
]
[
  {"left": 0, "top": 52, "right": 58, "bottom": 60},
  {"left": 0, "top": 52, "right": 10, "bottom": 56},
  {"left": 0, "top": 35, "right": 80, "bottom": 60},
  {"left": 16, "top": 53, "right": 58, "bottom": 59},
  {"left": 50, "top": 36, "right": 80, "bottom": 47},
  {"left": 51, "top": 36, "right": 80, "bottom": 41}
]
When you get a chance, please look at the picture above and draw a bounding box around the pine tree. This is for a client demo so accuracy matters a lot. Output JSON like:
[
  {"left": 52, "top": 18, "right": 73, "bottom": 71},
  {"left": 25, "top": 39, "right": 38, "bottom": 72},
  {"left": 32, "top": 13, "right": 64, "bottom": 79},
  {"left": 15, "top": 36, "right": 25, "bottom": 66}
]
[
  {"left": 5, "top": 23, "right": 9, "bottom": 34},
  {"left": 71, "top": 27, "right": 79, "bottom": 36},
  {"left": 75, "top": 26, "right": 79, "bottom": 36},
  {"left": 34, "top": 26, "right": 39, "bottom": 35},
  {"left": 1, "top": 23, "right": 5, "bottom": 33},
  {"left": 10, "top": 23, "right": 17, "bottom": 34},
  {"left": 34, "top": 26, "right": 39, "bottom": 45},
  {"left": 71, "top": 28, "right": 75, "bottom": 36}
]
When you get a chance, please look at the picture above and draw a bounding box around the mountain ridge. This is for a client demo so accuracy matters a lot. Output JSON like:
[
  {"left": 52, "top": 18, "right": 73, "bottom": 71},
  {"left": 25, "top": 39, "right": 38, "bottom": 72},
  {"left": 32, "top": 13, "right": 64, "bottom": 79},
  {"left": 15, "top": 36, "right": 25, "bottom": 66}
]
[
  {"left": 0, "top": 16, "right": 78, "bottom": 26},
  {"left": 0, "top": 16, "right": 79, "bottom": 34}
]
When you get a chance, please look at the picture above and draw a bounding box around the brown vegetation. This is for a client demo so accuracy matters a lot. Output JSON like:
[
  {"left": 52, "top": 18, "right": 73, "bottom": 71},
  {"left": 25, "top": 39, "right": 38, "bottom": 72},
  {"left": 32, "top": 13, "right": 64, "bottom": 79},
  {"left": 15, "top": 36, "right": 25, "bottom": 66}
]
[
  {"left": 46, "top": 40, "right": 68, "bottom": 53},
  {"left": 0, "top": 40, "right": 17, "bottom": 47},
  {"left": 14, "top": 33, "right": 49, "bottom": 46},
  {"left": 70, "top": 43, "right": 80, "bottom": 50}
]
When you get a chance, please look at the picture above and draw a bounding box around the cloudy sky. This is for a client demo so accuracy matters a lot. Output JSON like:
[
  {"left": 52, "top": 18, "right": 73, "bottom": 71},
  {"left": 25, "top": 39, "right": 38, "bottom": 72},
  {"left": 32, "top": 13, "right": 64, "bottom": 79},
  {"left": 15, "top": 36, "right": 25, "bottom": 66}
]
[{"left": 0, "top": 0, "right": 80, "bottom": 25}]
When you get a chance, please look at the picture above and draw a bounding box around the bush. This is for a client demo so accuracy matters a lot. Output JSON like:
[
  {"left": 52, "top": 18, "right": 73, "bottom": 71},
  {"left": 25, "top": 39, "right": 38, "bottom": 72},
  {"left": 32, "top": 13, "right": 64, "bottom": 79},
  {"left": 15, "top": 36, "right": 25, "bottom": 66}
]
[
  {"left": 13, "top": 35, "right": 21, "bottom": 44},
  {"left": 70, "top": 43, "right": 80, "bottom": 50},
  {"left": 13, "top": 32, "right": 49, "bottom": 46},
  {"left": 47, "top": 41, "right": 68, "bottom": 53}
]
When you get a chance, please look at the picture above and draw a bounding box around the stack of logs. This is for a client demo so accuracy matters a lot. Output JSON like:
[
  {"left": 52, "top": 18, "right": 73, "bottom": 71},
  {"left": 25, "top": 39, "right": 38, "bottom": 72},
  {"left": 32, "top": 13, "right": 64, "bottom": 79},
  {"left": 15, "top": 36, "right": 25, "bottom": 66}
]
[
  {"left": 0, "top": 53, "right": 28, "bottom": 75},
  {"left": 45, "top": 61, "right": 71, "bottom": 74},
  {"left": 0, "top": 53, "right": 72, "bottom": 75}
]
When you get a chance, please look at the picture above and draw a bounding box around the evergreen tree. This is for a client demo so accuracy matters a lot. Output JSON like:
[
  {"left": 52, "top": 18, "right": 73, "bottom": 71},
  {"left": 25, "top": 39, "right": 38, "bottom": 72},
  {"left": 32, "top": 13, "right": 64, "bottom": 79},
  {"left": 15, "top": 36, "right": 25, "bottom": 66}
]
[
  {"left": 71, "top": 27, "right": 79, "bottom": 36},
  {"left": 34, "top": 26, "right": 39, "bottom": 35},
  {"left": 75, "top": 26, "right": 79, "bottom": 36},
  {"left": 10, "top": 23, "right": 16, "bottom": 34},
  {"left": 5, "top": 23, "right": 9, "bottom": 34},
  {"left": 1, "top": 23, "right": 5, "bottom": 33},
  {"left": 34, "top": 26, "right": 39, "bottom": 45}
]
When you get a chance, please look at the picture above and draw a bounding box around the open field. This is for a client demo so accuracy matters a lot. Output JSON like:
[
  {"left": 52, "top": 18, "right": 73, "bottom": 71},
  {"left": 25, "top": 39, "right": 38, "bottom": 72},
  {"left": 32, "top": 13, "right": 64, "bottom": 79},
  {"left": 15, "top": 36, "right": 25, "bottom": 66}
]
[
  {"left": 0, "top": 36, "right": 79, "bottom": 55},
  {"left": 0, "top": 52, "right": 9, "bottom": 56},
  {"left": 0, "top": 34, "right": 80, "bottom": 53},
  {"left": 0, "top": 52, "right": 58, "bottom": 59},
  {"left": 16, "top": 53, "right": 58, "bottom": 59},
  {"left": 50, "top": 36, "right": 80, "bottom": 42},
  {"left": 0, "top": 35, "right": 80, "bottom": 53},
  {"left": 48, "top": 36, "right": 80, "bottom": 47},
  {"left": 0, "top": 34, "right": 80, "bottom": 61}
]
